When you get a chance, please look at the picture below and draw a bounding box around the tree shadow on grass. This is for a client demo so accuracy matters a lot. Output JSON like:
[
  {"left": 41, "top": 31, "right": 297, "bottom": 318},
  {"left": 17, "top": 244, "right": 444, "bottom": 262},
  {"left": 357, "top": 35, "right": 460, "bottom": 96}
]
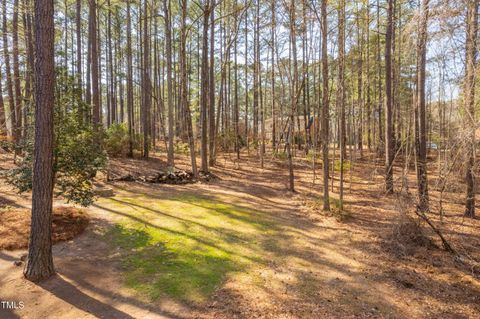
[
  {"left": 96, "top": 193, "right": 278, "bottom": 304},
  {"left": 96, "top": 204, "right": 264, "bottom": 265},
  {"left": 104, "top": 224, "right": 244, "bottom": 303}
]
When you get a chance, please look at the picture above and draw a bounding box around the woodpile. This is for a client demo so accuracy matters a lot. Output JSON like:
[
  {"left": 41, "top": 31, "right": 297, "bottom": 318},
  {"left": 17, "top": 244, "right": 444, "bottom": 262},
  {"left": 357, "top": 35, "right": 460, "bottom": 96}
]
[{"left": 110, "top": 170, "right": 216, "bottom": 184}]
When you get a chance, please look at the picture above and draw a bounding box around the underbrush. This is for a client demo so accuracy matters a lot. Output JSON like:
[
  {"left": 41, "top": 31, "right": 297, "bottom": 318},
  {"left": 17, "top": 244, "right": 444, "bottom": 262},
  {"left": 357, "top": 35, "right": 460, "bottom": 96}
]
[
  {"left": 383, "top": 213, "right": 437, "bottom": 257},
  {"left": 104, "top": 123, "right": 143, "bottom": 157},
  {"left": 303, "top": 194, "right": 351, "bottom": 222}
]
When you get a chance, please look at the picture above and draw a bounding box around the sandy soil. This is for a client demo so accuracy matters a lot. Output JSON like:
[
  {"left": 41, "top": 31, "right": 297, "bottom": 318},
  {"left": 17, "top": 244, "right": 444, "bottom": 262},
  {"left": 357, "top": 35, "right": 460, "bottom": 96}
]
[{"left": 0, "top": 151, "right": 479, "bottom": 319}]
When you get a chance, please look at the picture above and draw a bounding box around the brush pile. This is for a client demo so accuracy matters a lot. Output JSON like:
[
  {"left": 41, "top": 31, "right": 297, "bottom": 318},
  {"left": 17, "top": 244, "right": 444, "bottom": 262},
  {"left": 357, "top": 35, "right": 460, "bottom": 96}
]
[{"left": 110, "top": 170, "right": 217, "bottom": 184}]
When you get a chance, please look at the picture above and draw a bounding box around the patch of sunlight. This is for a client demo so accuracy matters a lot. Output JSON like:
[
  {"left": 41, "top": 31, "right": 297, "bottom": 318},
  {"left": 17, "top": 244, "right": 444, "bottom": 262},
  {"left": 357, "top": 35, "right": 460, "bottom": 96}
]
[{"left": 100, "top": 192, "right": 275, "bottom": 303}]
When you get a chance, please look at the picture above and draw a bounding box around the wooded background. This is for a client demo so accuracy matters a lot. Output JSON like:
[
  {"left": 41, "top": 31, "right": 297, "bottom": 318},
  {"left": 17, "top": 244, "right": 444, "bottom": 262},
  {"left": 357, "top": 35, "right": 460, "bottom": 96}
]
[{"left": 0, "top": 0, "right": 478, "bottom": 218}]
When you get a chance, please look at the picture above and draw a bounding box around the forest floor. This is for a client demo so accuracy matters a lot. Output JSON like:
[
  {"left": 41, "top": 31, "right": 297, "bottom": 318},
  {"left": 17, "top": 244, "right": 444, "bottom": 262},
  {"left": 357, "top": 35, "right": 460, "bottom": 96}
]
[{"left": 0, "top": 149, "right": 479, "bottom": 319}]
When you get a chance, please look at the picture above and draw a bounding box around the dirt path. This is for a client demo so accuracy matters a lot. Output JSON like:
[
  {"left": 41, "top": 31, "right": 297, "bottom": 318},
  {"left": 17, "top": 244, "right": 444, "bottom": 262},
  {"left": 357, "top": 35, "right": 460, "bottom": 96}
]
[{"left": 1, "top": 153, "right": 479, "bottom": 318}]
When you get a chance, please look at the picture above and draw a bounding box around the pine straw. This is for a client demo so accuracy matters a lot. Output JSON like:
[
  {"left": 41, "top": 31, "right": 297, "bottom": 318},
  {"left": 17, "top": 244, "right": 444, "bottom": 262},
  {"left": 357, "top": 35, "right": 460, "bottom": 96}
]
[{"left": 0, "top": 206, "right": 89, "bottom": 250}]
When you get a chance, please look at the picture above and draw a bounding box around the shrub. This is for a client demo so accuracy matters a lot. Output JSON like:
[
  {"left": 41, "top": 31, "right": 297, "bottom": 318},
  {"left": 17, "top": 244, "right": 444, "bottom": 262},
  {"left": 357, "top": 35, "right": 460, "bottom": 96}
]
[
  {"left": 104, "top": 123, "right": 144, "bottom": 157},
  {"left": 174, "top": 142, "right": 190, "bottom": 155},
  {"left": 6, "top": 68, "right": 107, "bottom": 207},
  {"left": 273, "top": 151, "right": 288, "bottom": 161},
  {"left": 104, "top": 123, "right": 129, "bottom": 157},
  {"left": 306, "top": 150, "right": 318, "bottom": 162},
  {"left": 333, "top": 159, "right": 351, "bottom": 172},
  {"left": 293, "top": 133, "right": 305, "bottom": 146}
]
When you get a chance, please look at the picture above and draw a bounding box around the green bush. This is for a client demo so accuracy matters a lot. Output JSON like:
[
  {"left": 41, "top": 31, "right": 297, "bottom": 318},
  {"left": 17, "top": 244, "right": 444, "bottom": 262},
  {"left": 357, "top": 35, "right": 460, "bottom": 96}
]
[
  {"left": 174, "top": 142, "right": 190, "bottom": 155},
  {"left": 216, "top": 131, "right": 246, "bottom": 152},
  {"left": 306, "top": 150, "right": 318, "bottom": 161},
  {"left": 6, "top": 68, "right": 107, "bottom": 207},
  {"left": 104, "top": 123, "right": 129, "bottom": 157},
  {"left": 273, "top": 151, "right": 288, "bottom": 161},
  {"left": 333, "top": 159, "right": 351, "bottom": 173},
  {"left": 294, "top": 133, "right": 305, "bottom": 146},
  {"left": 133, "top": 133, "right": 144, "bottom": 153},
  {"left": 104, "top": 123, "right": 143, "bottom": 157}
]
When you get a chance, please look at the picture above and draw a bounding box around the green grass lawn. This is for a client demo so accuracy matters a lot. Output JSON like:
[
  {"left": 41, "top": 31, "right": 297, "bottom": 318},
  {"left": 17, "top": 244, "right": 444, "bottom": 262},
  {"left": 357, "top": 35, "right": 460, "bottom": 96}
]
[{"left": 99, "top": 190, "right": 276, "bottom": 303}]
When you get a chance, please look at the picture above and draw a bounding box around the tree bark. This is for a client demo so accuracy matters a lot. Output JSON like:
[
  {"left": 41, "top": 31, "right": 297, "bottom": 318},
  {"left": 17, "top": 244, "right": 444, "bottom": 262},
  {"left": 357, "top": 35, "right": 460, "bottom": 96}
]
[
  {"left": 76, "top": 0, "right": 82, "bottom": 105},
  {"left": 366, "top": 7, "right": 371, "bottom": 150},
  {"left": 376, "top": 0, "right": 383, "bottom": 147},
  {"left": 89, "top": 0, "right": 101, "bottom": 146},
  {"left": 464, "top": 0, "right": 478, "bottom": 218},
  {"left": 12, "top": 0, "right": 23, "bottom": 155},
  {"left": 24, "top": 0, "right": 56, "bottom": 282},
  {"left": 143, "top": 0, "right": 152, "bottom": 158},
  {"left": 356, "top": 4, "right": 363, "bottom": 156},
  {"left": 253, "top": 0, "right": 259, "bottom": 148},
  {"left": 180, "top": 0, "right": 198, "bottom": 176},
  {"left": 234, "top": 0, "right": 240, "bottom": 160},
  {"left": 2, "top": 0, "right": 16, "bottom": 145},
  {"left": 244, "top": 4, "right": 249, "bottom": 153},
  {"left": 0, "top": 67, "right": 6, "bottom": 136},
  {"left": 321, "top": 0, "right": 330, "bottom": 210},
  {"left": 208, "top": 0, "right": 216, "bottom": 166},
  {"left": 384, "top": 0, "right": 394, "bottom": 194},
  {"left": 108, "top": 0, "right": 116, "bottom": 126},
  {"left": 415, "top": 0, "right": 430, "bottom": 211},
  {"left": 338, "top": 0, "right": 346, "bottom": 209},
  {"left": 163, "top": 0, "right": 174, "bottom": 167},
  {"left": 200, "top": 0, "right": 210, "bottom": 172},
  {"left": 126, "top": 0, "right": 134, "bottom": 157},
  {"left": 287, "top": 0, "right": 297, "bottom": 192},
  {"left": 271, "top": 0, "right": 276, "bottom": 150}
]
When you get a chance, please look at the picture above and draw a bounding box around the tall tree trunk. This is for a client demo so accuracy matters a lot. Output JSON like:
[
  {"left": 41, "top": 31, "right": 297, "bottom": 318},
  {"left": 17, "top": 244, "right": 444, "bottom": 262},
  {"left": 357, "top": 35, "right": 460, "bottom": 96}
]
[
  {"left": 142, "top": 0, "right": 151, "bottom": 158},
  {"left": 23, "top": 0, "right": 34, "bottom": 112},
  {"left": 24, "top": 0, "right": 55, "bottom": 282},
  {"left": 253, "top": 0, "right": 259, "bottom": 149},
  {"left": 234, "top": 0, "right": 240, "bottom": 160},
  {"left": 0, "top": 68, "right": 6, "bottom": 136},
  {"left": 464, "top": 0, "right": 478, "bottom": 218},
  {"left": 301, "top": 0, "right": 308, "bottom": 153},
  {"left": 89, "top": 0, "right": 101, "bottom": 146},
  {"left": 357, "top": 3, "right": 363, "bottom": 157},
  {"left": 108, "top": 0, "right": 116, "bottom": 126},
  {"left": 258, "top": 0, "right": 265, "bottom": 168},
  {"left": 208, "top": 0, "right": 216, "bottom": 166},
  {"left": 76, "top": 0, "right": 82, "bottom": 104},
  {"left": 271, "top": 0, "right": 276, "bottom": 150},
  {"left": 86, "top": 20, "right": 92, "bottom": 109},
  {"left": 287, "top": 0, "right": 297, "bottom": 192},
  {"left": 244, "top": 4, "right": 249, "bottom": 153},
  {"left": 376, "top": 0, "right": 383, "bottom": 147},
  {"left": 338, "top": 0, "right": 346, "bottom": 210},
  {"left": 126, "top": 0, "right": 134, "bottom": 157},
  {"left": 321, "top": 0, "right": 330, "bottom": 210},
  {"left": 180, "top": 0, "right": 197, "bottom": 176},
  {"left": 75, "top": 0, "right": 85, "bottom": 123},
  {"left": 164, "top": 0, "right": 174, "bottom": 167},
  {"left": 366, "top": 6, "right": 371, "bottom": 150},
  {"left": 12, "top": 0, "right": 23, "bottom": 155},
  {"left": 97, "top": 8, "right": 103, "bottom": 126},
  {"left": 200, "top": 0, "right": 210, "bottom": 172},
  {"left": 384, "top": 0, "right": 394, "bottom": 194},
  {"left": 415, "top": 0, "right": 430, "bottom": 211},
  {"left": 3, "top": 0, "right": 16, "bottom": 146}
]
